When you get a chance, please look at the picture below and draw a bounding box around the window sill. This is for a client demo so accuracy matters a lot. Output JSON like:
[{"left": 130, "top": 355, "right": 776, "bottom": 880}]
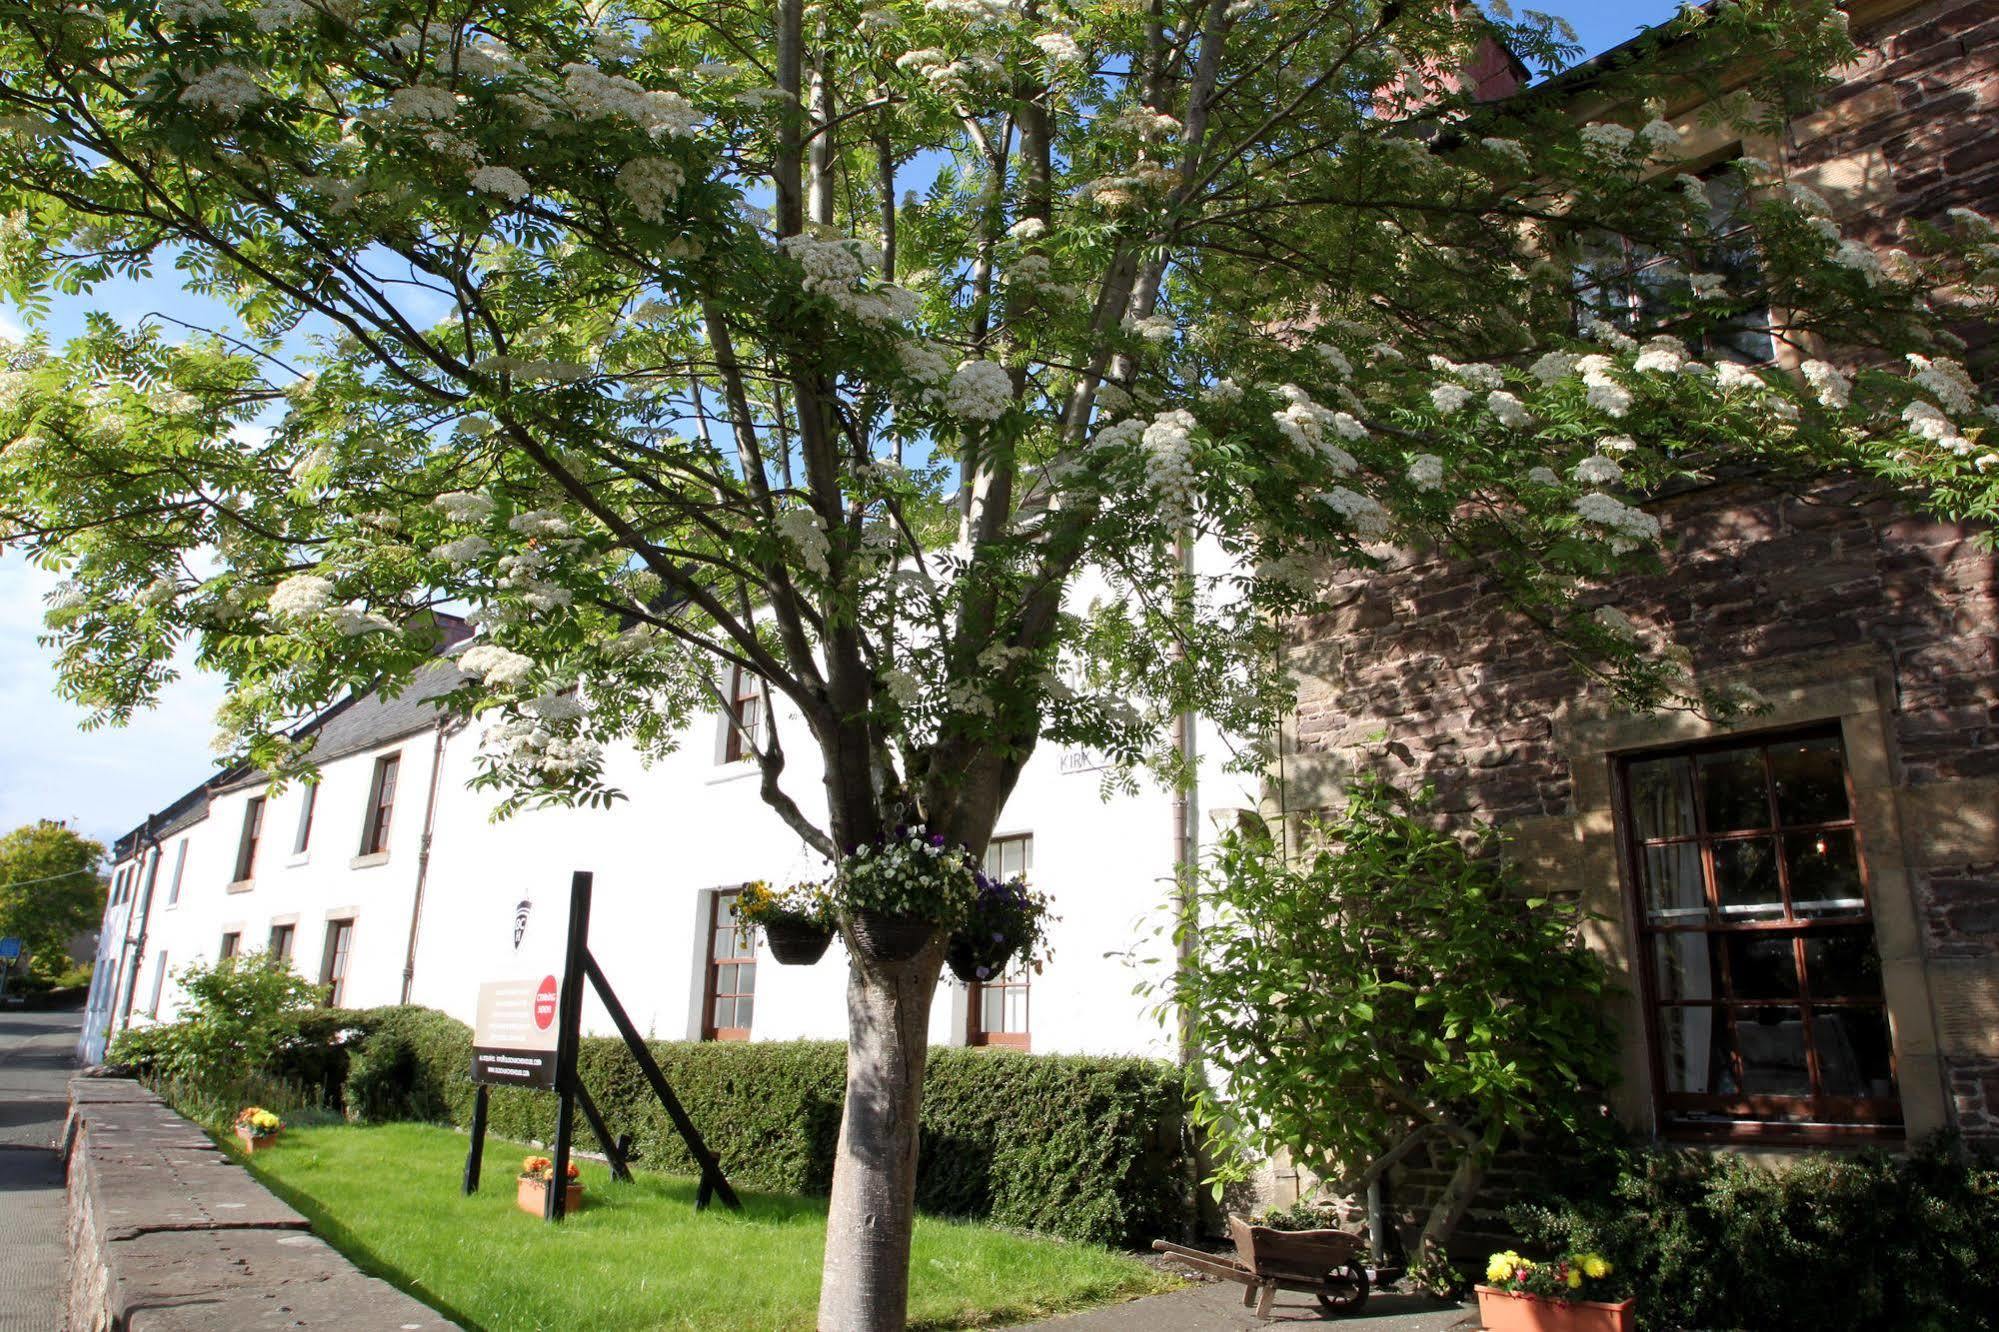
[
  {"left": 704, "top": 764, "right": 760, "bottom": 787},
  {"left": 350, "top": 852, "right": 391, "bottom": 870},
  {"left": 287, "top": 853, "right": 311, "bottom": 868},
  {"left": 1662, "top": 1120, "right": 1904, "bottom": 1148},
  {"left": 226, "top": 879, "right": 254, "bottom": 894}
]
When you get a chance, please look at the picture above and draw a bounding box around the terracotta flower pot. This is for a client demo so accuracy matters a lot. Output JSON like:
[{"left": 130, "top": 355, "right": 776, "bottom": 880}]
[
  {"left": 763, "top": 917, "right": 834, "bottom": 965},
  {"left": 1476, "top": 1287, "right": 1636, "bottom": 1332},
  {"left": 945, "top": 935, "right": 1017, "bottom": 984},
  {"left": 849, "top": 909, "right": 934, "bottom": 962},
  {"left": 235, "top": 1126, "right": 279, "bottom": 1153},
  {"left": 517, "top": 1175, "right": 584, "bottom": 1217}
]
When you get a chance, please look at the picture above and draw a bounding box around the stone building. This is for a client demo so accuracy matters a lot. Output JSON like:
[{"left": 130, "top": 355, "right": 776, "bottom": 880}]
[{"left": 1277, "top": 0, "right": 1998, "bottom": 1247}]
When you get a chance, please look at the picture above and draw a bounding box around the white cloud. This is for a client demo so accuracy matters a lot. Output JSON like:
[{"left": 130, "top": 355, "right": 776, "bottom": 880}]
[{"left": 0, "top": 553, "right": 229, "bottom": 847}]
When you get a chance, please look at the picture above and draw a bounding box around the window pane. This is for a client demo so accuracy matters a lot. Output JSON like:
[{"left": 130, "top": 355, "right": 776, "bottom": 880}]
[
  {"left": 1812, "top": 1006, "right": 1895, "bottom": 1101},
  {"left": 1769, "top": 738, "right": 1848, "bottom": 825},
  {"left": 1804, "top": 926, "right": 1883, "bottom": 1000},
  {"left": 981, "top": 986, "right": 1004, "bottom": 1032},
  {"left": 1656, "top": 1005, "right": 1738, "bottom": 1095},
  {"left": 1629, "top": 758, "right": 1697, "bottom": 841},
  {"left": 1642, "top": 843, "right": 1707, "bottom": 923},
  {"left": 1724, "top": 933, "right": 1800, "bottom": 1001},
  {"left": 734, "top": 997, "right": 753, "bottom": 1030},
  {"left": 1698, "top": 749, "right": 1770, "bottom": 832},
  {"left": 1735, "top": 1008, "right": 1811, "bottom": 1096},
  {"left": 1651, "top": 933, "right": 1719, "bottom": 1003},
  {"left": 713, "top": 996, "right": 735, "bottom": 1029},
  {"left": 737, "top": 962, "right": 756, "bottom": 996},
  {"left": 1712, "top": 837, "right": 1783, "bottom": 919},
  {"left": 1786, "top": 830, "right": 1864, "bottom": 916}
]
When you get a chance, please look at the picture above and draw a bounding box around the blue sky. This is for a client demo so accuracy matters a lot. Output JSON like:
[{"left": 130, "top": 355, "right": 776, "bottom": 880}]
[{"left": 0, "top": 1, "right": 1686, "bottom": 850}]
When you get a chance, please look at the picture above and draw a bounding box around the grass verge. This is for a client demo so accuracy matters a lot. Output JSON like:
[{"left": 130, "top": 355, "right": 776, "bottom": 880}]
[{"left": 235, "top": 1122, "right": 1176, "bottom": 1330}]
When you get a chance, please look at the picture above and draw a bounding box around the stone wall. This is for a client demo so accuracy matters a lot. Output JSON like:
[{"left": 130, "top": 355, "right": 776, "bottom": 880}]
[{"left": 63, "top": 1076, "right": 454, "bottom": 1330}]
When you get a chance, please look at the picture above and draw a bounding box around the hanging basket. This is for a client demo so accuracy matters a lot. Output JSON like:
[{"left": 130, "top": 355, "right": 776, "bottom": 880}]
[
  {"left": 849, "top": 909, "right": 935, "bottom": 963},
  {"left": 946, "top": 935, "right": 1017, "bottom": 985},
  {"left": 762, "top": 917, "right": 834, "bottom": 966}
]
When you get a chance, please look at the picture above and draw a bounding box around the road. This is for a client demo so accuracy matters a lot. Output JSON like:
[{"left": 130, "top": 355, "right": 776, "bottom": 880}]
[{"left": 0, "top": 1006, "right": 79, "bottom": 1331}]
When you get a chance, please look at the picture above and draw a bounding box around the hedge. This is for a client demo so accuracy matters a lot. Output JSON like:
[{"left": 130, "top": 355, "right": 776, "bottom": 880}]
[
  {"left": 1507, "top": 1136, "right": 1999, "bottom": 1332},
  {"left": 148, "top": 1003, "right": 1193, "bottom": 1246}
]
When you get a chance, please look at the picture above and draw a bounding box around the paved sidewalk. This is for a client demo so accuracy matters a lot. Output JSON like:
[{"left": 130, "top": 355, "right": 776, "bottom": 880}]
[
  {"left": 1010, "top": 1277, "right": 1477, "bottom": 1330},
  {"left": 0, "top": 1006, "right": 81, "bottom": 1332}
]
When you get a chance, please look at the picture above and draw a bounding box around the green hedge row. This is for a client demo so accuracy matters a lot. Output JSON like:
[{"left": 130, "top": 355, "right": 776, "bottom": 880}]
[
  {"left": 201, "top": 1004, "right": 1191, "bottom": 1246},
  {"left": 1508, "top": 1136, "right": 1999, "bottom": 1332}
]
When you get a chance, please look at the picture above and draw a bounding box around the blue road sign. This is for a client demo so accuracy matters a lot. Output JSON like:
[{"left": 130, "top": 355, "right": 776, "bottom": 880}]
[{"left": 0, "top": 937, "right": 21, "bottom": 960}]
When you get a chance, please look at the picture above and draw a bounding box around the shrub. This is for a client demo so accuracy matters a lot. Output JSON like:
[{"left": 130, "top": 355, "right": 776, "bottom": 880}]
[
  {"left": 198, "top": 1004, "right": 1191, "bottom": 1245},
  {"left": 109, "top": 952, "right": 323, "bottom": 1101},
  {"left": 1507, "top": 1136, "right": 1999, "bottom": 1332}
]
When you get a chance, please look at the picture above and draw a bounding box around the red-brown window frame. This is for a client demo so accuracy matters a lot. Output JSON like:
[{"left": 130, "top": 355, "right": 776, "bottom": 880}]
[
  {"left": 233, "top": 796, "right": 266, "bottom": 883},
  {"left": 702, "top": 890, "right": 755, "bottom": 1041},
  {"left": 319, "top": 918, "right": 354, "bottom": 1006},
  {"left": 359, "top": 754, "right": 400, "bottom": 856},
  {"left": 1615, "top": 726, "right": 1902, "bottom": 1143},
  {"left": 723, "top": 668, "right": 766, "bottom": 763},
  {"left": 968, "top": 834, "right": 1033, "bottom": 1050}
]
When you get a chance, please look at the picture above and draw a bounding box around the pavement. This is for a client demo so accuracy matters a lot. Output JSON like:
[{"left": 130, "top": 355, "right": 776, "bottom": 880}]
[
  {"left": 1010, "top": 1272, "right": 1478, "bottom": 1330},
  {"left": 0, "top": 1005, "right": 81, "bottom": 1331}
]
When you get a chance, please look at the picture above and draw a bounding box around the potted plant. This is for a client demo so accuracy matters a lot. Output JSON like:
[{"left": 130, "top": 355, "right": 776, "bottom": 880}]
[
  {"left": 836, "top": 825, "right": 979, "bottom": 963},
  {"left": 946, "top": 870, "right": 1051, "bottom": 983},
  {"left": 738, "top": 879, "right": 836, "bottom": 965},
  {"left": 517, "top": 1155, "right": 583, "bottom": 1216},
  {"left": 1477, "top": 1250, "right": 1632, "bottom": 1332},
  {"left": 233, "top": 1106, "right": 284, "bottom": 1153}
]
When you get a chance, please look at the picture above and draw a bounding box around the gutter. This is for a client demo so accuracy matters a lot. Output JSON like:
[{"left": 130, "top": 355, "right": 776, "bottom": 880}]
[
  {"left": 399, "top": 717, "right": 454, "bottom": 1005},
  {"left": 112, "top": 816, "right": 162, "bottom": 1039}
]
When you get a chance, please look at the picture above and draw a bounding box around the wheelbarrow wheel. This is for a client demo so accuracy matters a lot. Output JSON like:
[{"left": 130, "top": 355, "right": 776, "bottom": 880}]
[{"left": 1316, "top": 1262, "right": 1369, "bottom": 1315}]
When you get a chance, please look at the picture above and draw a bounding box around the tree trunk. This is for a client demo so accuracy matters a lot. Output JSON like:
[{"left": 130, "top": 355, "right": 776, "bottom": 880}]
[
  {"left": 816, "top": 935, "right": 945, "bottom": 1331},
  {"left": 1416, "top": 1148, "right": 1485, "bottom": 1283}
]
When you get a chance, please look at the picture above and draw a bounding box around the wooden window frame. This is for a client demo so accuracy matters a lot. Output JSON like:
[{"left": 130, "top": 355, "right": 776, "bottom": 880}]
[
  {"left": 233, "top": 797, "right": 265, "bottom": 884},
  {"left": 1617, "top": 726, "right": 1902, "bottom": 1141},
  {"left": 722, "top": 667, "right": 767, "bottom": 764},
  {"left": 293, "top": 782, "right": 318, "bottom": 855},
  {"left": 218, "top": 931, "right": 241, "bottom": 960},
  {"left": 268, "top": 923, "right": 295, "bottom": 963},
  {"left": 359, "top": 755, "right": 400, "bottom": 857},
  {"left": 702, "top": 889, "right": 756, "bottom": 1041},
  {"left": 319, "top": 918, "right": 354, "bottom": 1006},
  {"left": 969, "top": 834, "right": 1033, "bottom": 1050}
]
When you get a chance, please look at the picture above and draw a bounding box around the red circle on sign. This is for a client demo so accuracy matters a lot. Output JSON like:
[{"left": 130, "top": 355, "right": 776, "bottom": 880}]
[{"left": 533, "top": 975, "right": 559, "bottom": 1030}]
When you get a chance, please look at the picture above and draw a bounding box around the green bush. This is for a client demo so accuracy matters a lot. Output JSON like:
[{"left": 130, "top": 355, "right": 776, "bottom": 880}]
[
  {"left": 1507, "top": 1136, "right": 1999, "bottom": 1332},
  {"left": 109, "top": 952, "right": 324, "bottom": 1101},
  {"left": 173, "top": 1002, "right": 1190, "bottom": 1245}
]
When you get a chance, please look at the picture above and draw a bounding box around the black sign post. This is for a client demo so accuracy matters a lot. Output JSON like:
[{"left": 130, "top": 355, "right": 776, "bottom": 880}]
[{"left": 462, "top": 870, "right": 738, "bottom": 1219}]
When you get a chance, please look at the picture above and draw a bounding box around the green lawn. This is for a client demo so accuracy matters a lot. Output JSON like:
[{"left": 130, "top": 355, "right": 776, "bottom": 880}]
[{"left": 235, "top": 1123, "right": 1176, "bottom": 1330}]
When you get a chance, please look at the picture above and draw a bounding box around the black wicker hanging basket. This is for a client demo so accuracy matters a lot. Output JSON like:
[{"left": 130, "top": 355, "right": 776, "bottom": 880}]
[
  {"left": 945, "top": 935, "right": 1018, "bottom": 985},
  {"left": 762, "top": 917, "right": 835, "bottom": 966},
  {"left": 849, "top": 909, "right": 935, "bottom": 963}
]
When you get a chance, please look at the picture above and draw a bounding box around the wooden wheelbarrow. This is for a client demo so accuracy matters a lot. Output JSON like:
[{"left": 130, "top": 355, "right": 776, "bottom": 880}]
[{"left": 1152, "top": 1215, "right": 1370, "bottom": 1319}]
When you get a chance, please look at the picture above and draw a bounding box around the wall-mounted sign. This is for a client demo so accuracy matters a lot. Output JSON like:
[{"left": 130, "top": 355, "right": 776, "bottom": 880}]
[{"left": 1059, "top": 748, "right": 1107, "bottom": 775}]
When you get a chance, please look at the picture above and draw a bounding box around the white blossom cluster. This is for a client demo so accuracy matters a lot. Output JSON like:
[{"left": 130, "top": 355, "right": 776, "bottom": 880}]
[
  {"left": 434, "top": 535, "right": 493, "bottom": 566},
  {"left": 1318, "top": 486, "right": 1391, "bottom": 538},
  {"left": 1579, "top": 122, "right": 1635, "bottom": 157},
  {"left": 944, "top": 360, "right": 1013, "bottom": 421},
  {"left": 1575, "top": 354, "right": 1633, "bottom": 418},
  {"left": 1272, "top": 384, "right": 1362, "bottom": 473},
  {"left": 268, "top": 573, "right": 335, "bottom": 618},
  {"left": 459, "top": 643, "right": 536, "bottom": 686},
  {"left": 482, "top": 715, "right": 601, "bottom": 782},
  {"left": 1574, "top": 490, "right": 1660, "bottom": 551},
  {"left": 180, "top": 64, "right": 263, "bottom": 119},
  {"left": 776, "top": 507, "right": 832, "bottom": 577},
  {"left": 1801, "top": 359, "right": 1852, "bottom": 409},
  {"left": 387, "top": 85, "right": 459, "bottom": 123},
  {"left": 1141, "top": 409, "right": 1199, "bottom": 529},
  {"left": 560, "top": 63, "right": 699, "bottom": 137},
  {"left": 1406, "top": 454, "right": 1443, "bottom": 489},
  {"left": 778, "top": 234, "right": 916, "bottom": 323},
  {"left": 468, "top": 165, "right": 530, "bottom": 201},
  {"left": 1031, "top": 32, "right": 1084, "bottom": 65},
  {"left": 616, "top": 157, "right": 685, "bottom": 221},
  {"left": 508, "top": 509, "right": 572, "bottom": 538},
  {"left": 1487, "top": 390, "right": 1534, "bottom": 428},
  {"left": 436, "top": 491, "right": 497, "bottom": 522}
]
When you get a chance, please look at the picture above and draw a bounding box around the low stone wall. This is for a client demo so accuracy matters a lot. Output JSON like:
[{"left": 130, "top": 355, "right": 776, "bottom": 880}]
[{"left": 63, "top": 1075, "right": 456, "bottom": 1330}]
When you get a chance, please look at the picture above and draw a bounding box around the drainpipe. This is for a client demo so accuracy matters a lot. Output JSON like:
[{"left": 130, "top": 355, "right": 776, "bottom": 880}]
[
  {"left": 400, "top": 718, "right": 453, "bottom": 1005},
  {"left": 113, "top": 816, "right": 162, "bottom": 1039}
]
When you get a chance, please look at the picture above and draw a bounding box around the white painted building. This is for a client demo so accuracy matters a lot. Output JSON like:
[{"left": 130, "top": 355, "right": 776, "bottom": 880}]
[{"left": 82, "top": 622, "right": 1256, "bottom": 1066}]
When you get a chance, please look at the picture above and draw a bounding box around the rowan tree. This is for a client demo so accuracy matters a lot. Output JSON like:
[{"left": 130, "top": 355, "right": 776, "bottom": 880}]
[{"left": 0, "top": 1, "right": 1993, "bottom": 1325}]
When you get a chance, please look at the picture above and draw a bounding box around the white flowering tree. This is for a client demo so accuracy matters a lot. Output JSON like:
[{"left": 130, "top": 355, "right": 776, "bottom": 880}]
[{"left": 1, "top": 0, "right": 1995, "bottom": 1323}]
